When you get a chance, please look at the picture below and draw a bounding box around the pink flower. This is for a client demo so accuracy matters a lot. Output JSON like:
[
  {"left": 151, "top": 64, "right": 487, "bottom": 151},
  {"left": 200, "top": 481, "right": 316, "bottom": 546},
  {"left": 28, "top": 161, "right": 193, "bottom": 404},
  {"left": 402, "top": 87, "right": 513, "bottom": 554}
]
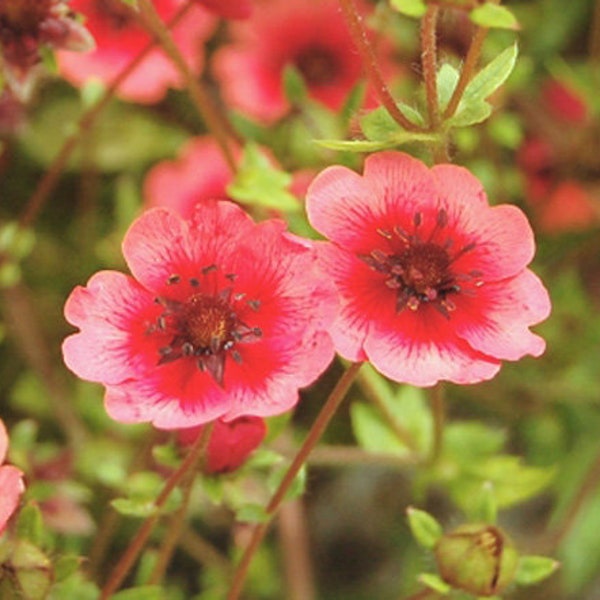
[
  {"left": 144, "top": 137, "right": 236, "bottom": 219},
  {"left": 0, "top": 419, "right": 25, "bottom": 535},
  {"left": 57, "top": 0, "right": 215, "bottom": 104},
  {"left": 62, "top": 201, "right": 336, "bottom": 429},
  {"left": 213, "top": 0, "right": 398, "bottom": 123},
  {"left": 178, "top": 416, "right": 266, "bottom": 474},
  {"left": 306, "top": 151, "right": 551, "bottom": 387},
  {"left": 194, "top": 0, "right": 252, "bottom": 20},
  {"left": 0, "top": 0, "right": 94, "bottom": 98}
]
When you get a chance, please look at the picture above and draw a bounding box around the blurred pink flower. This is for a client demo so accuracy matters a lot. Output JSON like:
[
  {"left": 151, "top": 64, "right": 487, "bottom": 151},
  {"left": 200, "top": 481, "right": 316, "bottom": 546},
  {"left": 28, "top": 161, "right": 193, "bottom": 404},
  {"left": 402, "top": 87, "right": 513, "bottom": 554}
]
[
  {"left": 63, "top": 201, "right": 336, "bottom": 429},
  {"left": 0, "top": 0, "right": 94, "bottom": 98},
  {"left": 144, "top": 137, "right": 236, "bottom": 219},
  {"left": 0, "top": 419, "right": 25, "bottom": 535},
  {"left": 306, "top": 151, "right": 551, "bottom": 386},
  {"left": 57, "top": 0, "right": 215, "bottom": 104},
  {"left": 178, "top": 416, "right": 266, "bottom": 474},
  {"left": 213, "top": 0, "right": 399, "bottom": 123},
  {"left": 194, "top": 0, "right": 252, "bottom": 20}
]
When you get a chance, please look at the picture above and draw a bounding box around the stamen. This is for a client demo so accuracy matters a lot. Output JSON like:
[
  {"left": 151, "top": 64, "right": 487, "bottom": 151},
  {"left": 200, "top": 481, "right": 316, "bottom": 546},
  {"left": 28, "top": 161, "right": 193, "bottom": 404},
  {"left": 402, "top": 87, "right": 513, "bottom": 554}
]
[
  {"left": 167, "top": 274, "right": 180, "bottom": 285},
  {"left": 413, "top": 212, "right": 422, "bottom": 228},
  {"left": 201, "top": 264, "right": 217, "bottom": 275},
  {"left": 189, "top": 277, "right": 199, "bottom": 287},
  {"left": 376, "top": 228, "right": 392, "bottom": 239}
]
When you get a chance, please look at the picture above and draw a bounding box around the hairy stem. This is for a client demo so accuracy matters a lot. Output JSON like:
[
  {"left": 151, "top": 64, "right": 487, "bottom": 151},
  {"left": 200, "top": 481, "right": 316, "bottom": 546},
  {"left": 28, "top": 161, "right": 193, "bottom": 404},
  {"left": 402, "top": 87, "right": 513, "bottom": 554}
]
[
  {"left": 226, "top": 361, "right": 363, "bottom": 600},
  {"left": 137, "top": 0, "right": 238, "bottom": 173},
  {"left": 100, "top": 424, "right": 213, "bottom": 599},
  {"left": 443, "top": 25, "right": 489, "bottom": 120},
  {"left": 337, "top": 0, "right": 421, "bottom": 132},
  {"left": 420, "top": 5, "right": 441, "bottom": 130}
]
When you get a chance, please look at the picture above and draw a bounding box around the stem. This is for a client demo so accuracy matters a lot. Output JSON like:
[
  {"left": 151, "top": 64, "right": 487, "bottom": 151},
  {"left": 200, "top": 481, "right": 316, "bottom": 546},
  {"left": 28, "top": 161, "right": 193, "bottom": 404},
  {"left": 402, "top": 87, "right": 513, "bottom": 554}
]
[
  {"left": 100, "top": 424, "right": 213, "bottom": 599},
  {"left": 148, "top": 424, "right": 214, "bottom": 585},
  {"left": 18, "top": 4, "right": 194, "bottom": 229},
  {"left": 226, "top": 361, "right": 363, "bottom": 600},
  {"left": 337, "top": 0, "right": 421, "bottom": 132},
  {"left": 428, "top": 383, "right": 445, "bottom": 466},
  {"left": 420, "top": 5, "right": 441, "bottom": 130},
  {"left": 137, "top": 0, "right": 238, "bottom": 173},
  {"left": 443, "top": 25, "right": 489, "bottom": 120},
  {"left": 590, "top": 0, "right": 600, "bottom": 63}
]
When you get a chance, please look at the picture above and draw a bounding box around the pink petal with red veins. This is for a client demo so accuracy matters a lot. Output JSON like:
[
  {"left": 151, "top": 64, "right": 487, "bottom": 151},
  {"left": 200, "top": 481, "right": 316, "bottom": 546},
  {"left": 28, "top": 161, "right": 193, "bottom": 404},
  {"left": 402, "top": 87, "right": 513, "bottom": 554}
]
[
  {"left": 454, "top": 269, "right": 551, "bottom": 360},
  {"left": 0, "top": 465, "right": 25, "bottom": 534},
  {"left": 365, "top": 310, "right": 501, "bottom": 386},
  {"left": 62, "top": 271, "right": 158, "bottom": 385}
]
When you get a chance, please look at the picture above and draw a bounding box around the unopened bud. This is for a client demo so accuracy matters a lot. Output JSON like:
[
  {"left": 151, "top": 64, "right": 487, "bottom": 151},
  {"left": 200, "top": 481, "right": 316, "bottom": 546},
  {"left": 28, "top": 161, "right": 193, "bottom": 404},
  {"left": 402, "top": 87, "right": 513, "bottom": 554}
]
[{"left": 434, "top": 524, "right": 518, "bottom": 596}]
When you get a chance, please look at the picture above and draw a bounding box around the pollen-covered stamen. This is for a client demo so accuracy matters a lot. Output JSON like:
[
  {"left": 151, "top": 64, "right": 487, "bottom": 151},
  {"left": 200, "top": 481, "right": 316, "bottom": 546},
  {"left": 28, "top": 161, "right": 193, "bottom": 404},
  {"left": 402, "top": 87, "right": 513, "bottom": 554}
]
[
  {"left": 150, "top": 272, "right": 262, "bottom": 386},
  {"left": 361, "top": 209, "right": 478, "bottom": 318}
]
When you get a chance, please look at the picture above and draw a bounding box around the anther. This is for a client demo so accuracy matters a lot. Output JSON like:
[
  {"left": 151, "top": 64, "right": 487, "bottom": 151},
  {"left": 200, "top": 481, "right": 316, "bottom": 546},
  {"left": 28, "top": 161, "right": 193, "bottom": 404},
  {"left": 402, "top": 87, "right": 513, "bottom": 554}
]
[
  {"left": 202, "top": 264, "right": 217, "bottom": 275},
  {"left": 436, "top": 209, "right": 448, "bottom": 228},
  {"left": 247, "top": 300, "right": 261, "bottom": 311},
  {"left": 189, "top": 277, "right": 199, "bottom": 287},
  {"left": 376, "top": 228, "right": 392, "bottom": 239},
  {"left": 167, "top": 274, "right": 180, "bottom": 285}
]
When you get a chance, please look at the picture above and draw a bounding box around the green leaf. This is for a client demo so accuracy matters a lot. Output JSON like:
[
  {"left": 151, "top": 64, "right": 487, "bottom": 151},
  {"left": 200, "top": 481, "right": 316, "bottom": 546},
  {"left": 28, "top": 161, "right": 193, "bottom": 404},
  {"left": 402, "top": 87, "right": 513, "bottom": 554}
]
[
  {"left": 54, "top": 555, "right": 84, "bottom": 584},
  {"left": 16, "top": 503, "right": 45, "bottom": 546},
  {"left": 514, "top": 555, "right": 560, "bottom": 586},
  {"left": 282, "top": 65, "right": 308, "bottom": 106},
  {"left": 419, "top": 573, "right": 451, "bottom": 594},
  {"left": 472, "top": 481, "right": 498, "bottom": 524},
  {"left": 406, "top": 507, "right": 443, "bottom": 549},
  {"left": 111, "top": 498, "right": 159, "bottom": 519},
  {"left": 315, "top": 139, "right": 399, "bottom": 152},
  {"left": 470, "top": 4, "right": 520, "bottom": 30},
  {"left": 227, "top": 143, "right": 299, "bottom": 211},
  {"left": 235, "top": 504, "right": 269, "bottom": 524},
  {"left": 360, "top": 104, "right": 425, "bottom": 141},
  {"left": 448, "top": 43, "right": 518, "bottom": 127},
  {"left": 112, "top": 586, "right": 164, "bottom": 600},
  {"left": 267, "top": 464, "right": 306, "bottom": 501},
  {"left": 390, "top": 0, "right": 427, "bottom": 18},
  {"left": 437, "top": 63, "right": 460, "bottom": 112}
]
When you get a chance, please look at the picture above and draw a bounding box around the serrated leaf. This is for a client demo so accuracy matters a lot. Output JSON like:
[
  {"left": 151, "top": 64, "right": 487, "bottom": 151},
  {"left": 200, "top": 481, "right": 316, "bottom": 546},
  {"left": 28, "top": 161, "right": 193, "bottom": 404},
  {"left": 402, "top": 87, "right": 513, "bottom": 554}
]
[
  {"left": 437, "top": 63, "right": 460, "bottom": 112},
  {"left": 390, "top": 0, "right": 427, "bottom": 18},
  {"left": 470, "top": 4, "right": 520, "bottom": 30},
  {"left": 514, "top": 555, "right": 560, "bottom": 586},
  {"left": 448, "top": 43, "right": 518, "bottom": 127},
  {"left": 407, "top": 507, "right": 443, "bottom": 549}
]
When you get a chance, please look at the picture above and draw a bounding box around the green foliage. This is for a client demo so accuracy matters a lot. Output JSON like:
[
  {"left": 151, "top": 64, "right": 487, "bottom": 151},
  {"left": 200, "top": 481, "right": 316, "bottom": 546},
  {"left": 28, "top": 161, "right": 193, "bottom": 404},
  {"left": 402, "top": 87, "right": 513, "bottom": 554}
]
[
  {"left": 514, "top": 555, "right": 560, "bottom": 586},
  {"left": 111, "top": 472, "right": 182, "bottom": 518},
  {"left": 406, "top": 507, "right": 443, "bottom": 549},
  {"left": 470, "top": 4, "right": 520, "bottom": 30}
]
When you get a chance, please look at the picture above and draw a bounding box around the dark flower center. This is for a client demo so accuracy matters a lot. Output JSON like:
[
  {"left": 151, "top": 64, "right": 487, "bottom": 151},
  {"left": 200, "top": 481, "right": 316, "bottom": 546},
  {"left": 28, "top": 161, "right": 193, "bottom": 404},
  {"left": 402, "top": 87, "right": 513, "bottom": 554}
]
[
  {"left": 361, "top": 209, "right": 479, "bottom": 318},
  {"left": 148, "top": 268, "right": 262, "bottom": 386},
  {"left": 294, "top": 46, "right": 339, "bottom": 86}
]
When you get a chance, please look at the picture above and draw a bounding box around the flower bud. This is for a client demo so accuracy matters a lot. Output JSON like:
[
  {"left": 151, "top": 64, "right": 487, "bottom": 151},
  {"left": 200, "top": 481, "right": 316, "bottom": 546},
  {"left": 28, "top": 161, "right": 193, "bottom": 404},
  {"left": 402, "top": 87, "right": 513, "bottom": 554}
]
[{"left": 434, "top": 524, "right": 518, "bottom": 596}]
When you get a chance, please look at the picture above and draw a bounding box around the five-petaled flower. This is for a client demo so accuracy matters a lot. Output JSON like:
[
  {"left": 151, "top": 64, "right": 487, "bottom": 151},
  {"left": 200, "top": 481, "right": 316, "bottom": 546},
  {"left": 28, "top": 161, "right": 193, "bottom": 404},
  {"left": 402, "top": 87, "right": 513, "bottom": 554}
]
[
  {"left": 178, "top": 416, "right": 266, "bottom": 474},
  {"left": 0, "top": 419, "right": 25, "bottom": 535},
  {"left": 57, "top": 0, "right": 215, "bottom": 104},
  {"left": 0, "top": 0, "right": 94, "bottom": 98},
  {"left": 306, "top": 151, "right": 551, "bottom": 386},
  {"left": 62, "top": 201, "right": 336, "bottom": 429},
  {"left": 213, "top": 0, "right": 399, "bottom": 123}
]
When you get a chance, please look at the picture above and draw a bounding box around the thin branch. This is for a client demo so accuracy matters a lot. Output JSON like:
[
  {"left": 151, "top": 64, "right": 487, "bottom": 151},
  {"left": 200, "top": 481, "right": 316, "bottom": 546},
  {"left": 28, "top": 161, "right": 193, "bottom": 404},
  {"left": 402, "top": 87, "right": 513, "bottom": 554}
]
[{"left": 420, "top": 5, "right": 441, "bottom": 129}]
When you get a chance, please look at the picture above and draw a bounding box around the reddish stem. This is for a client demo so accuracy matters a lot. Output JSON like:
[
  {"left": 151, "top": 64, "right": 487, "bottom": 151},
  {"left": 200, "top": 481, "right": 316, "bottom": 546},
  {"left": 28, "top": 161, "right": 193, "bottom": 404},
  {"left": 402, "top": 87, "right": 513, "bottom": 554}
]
[
  {"left": 337, "top": 0, "right": 421, "bottom": 132},
  {"left": 420, "top": 5, "right": 441, "bottom": 130},
  {"left": 226, "top": 362, "right": 363, "bottom": 600}
]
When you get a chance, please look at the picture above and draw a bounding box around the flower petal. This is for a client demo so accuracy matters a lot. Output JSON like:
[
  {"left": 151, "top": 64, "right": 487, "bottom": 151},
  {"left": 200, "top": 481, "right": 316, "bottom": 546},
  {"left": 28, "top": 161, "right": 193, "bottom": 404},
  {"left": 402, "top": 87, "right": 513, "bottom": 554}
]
[{"left": 0, "top": 465, "right": 25, "bottom": 534}]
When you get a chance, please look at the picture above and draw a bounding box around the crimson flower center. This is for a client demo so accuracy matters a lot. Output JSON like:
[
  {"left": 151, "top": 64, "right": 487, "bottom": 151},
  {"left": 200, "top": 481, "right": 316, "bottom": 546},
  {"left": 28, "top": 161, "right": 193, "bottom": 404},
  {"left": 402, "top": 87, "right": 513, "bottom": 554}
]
[
  {"left": 393, "top": 243, "right": 450, "bottom": 295},
  {"left": 294, "top": 46, "right": 339, "bottom": 86},
  {"left": 149, "top": 271, "right": 263, "bottom": 386},
  {"left": 180, "top": 294, "right": 236, "bottom": 351},
  {"left": 0, "top": 0, "right": 51, "bottom": 35}
]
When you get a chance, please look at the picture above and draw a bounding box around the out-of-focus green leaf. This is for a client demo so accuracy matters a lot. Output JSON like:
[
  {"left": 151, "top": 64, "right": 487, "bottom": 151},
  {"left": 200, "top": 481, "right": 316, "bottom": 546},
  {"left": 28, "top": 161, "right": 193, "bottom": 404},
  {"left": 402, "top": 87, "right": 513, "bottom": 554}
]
[
  {"left": 419, "top": 572, "right": 451, "bottom": 594},
  {"left": 235, "top": 503, "right": 269, "bottom": 524},
  {"left": 282, "top": 65, "right": 308, "bottom": 106},
  {"left": 514, "top": 555, "right": 560, "bottom": 586},
  {"left": 16, "top": 503, "right": 45, "bottom": 546},
  {"left": 390, "top": 0, "right": 427, "bottom": 18},
  {"left": 112, "top": 586, "right": 164, "bottom": 600},
  {"left": 406, "top": 507, "right": 443, "bottom": 549},
  {"left": 470, "top": 3, "right": 520, "bottom": 30},
  {"left": 227, "top": 143, "right": 299, "bottom": 211}
]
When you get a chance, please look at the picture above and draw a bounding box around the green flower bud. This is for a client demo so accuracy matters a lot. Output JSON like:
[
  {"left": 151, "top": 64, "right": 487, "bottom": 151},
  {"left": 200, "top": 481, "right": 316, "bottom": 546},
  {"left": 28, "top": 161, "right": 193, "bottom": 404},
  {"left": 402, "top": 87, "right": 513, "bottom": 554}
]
[{"left": 434, "top": 524, "right": 519, "bottom": 596}]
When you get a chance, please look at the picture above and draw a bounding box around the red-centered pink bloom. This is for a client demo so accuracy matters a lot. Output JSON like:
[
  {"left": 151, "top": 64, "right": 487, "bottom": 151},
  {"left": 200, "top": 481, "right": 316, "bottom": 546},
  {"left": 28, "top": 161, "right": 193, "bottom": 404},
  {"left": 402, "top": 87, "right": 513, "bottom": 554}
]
[
  {"left": 62, "top": 201, "right": 336, "bottom": 429},
  {"left": 213, "top": 0, "right": 399, "bottom": 123},
  {"left": 57, "top": 0, "right": 215, "bottom": 104},
  {"left": 178, "top": 416, "right": 266, "bottom": 474},
  {"left": 144, "top": 137, "right": 236, "bottom": 219},
  {"left": 306, "top": 151, "right": 551, "bottom": 387},
  {"left": 0, "top": 0, "right": 94, "bottom": 98},
  {"left": 194, "top": 0, "right": 252, "bottom": 20},
  {"left": 0, "top": 419, "right": 25, "bottom": 535}
]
